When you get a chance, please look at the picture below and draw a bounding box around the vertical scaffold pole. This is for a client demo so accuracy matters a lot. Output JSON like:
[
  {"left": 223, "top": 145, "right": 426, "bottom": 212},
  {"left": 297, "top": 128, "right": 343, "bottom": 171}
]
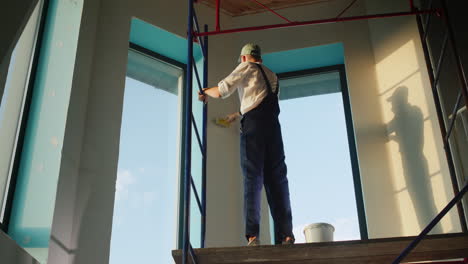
[
  {"left": 183, "top": 0, "right": 194, "bottom": 263},
  {"left": 215, "top": 0, "right": 221, "bottom": 31},
  {"left": 440, "top": 0, "right": 468, "bottom": 232},
  {"left": 441, "top": 0, "right": 468, "bottom": 122},
  {"left": 201, "top": 24, "right": 209, "bottom": 249}
]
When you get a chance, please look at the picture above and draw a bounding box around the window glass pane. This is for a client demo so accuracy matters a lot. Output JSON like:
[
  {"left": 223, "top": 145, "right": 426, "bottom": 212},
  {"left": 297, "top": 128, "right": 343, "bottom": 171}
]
[
  {"left": 8, "top": 0, "right": 84, "bottom": 261},
  {"left": 279, "top": 71, "right": 341, "bottom": 100},
  {"left": 189, "top": 58, "right": 205, "bottom": 248},
  {"left": 0, "top": 0, "right": 42, "bottom": 222},
  {"left": 110, "top": 52, "right": 183, "bottom": 263},
  {"left": 279, "top": 71, "right": 361, "bottom": 242},
  {"left": 127, "top": 50, "right": 181, "bottom": 95},
  {"left": 190, "top": 190, "right": 202, "bottom": 248}
]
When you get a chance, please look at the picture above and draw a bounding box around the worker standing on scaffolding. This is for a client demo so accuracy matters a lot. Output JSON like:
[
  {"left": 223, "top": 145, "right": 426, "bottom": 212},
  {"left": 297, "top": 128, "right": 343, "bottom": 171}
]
[{"left": 198, "top": 43, "right": 294, "bottom": 246}]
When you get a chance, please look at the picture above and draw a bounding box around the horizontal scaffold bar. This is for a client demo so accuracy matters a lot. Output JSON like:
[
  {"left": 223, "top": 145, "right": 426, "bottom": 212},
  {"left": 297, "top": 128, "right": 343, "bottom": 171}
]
[{"left": 194, "top": 9, "right": 439, "bottom": 37}]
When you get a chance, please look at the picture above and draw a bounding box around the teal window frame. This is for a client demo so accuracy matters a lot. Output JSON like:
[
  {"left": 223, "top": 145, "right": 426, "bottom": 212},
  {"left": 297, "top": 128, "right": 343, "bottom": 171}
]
[
  {"left": 276, "top": 64, "right": 368, "bottom": 240},
  {"left": 0, "top": 0, "right": 49, "bottom": 232}
]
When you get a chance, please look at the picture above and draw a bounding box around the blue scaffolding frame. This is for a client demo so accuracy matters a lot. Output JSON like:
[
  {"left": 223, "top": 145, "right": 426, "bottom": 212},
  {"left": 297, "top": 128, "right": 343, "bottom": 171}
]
[{"left": 182, "top": 1, "right": 208, "bottom": 263}]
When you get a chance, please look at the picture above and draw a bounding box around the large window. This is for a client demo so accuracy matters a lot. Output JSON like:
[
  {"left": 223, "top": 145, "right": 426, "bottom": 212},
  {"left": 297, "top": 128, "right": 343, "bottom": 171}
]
[
  {"left": 278, "top": 66, "right": 367, "bottom": 242},
  {"left": 0, "top": 0, "right": 45, "bottom": 229},
  {"left": 110, "top": 45, "right": 184, "bottom": 264}
]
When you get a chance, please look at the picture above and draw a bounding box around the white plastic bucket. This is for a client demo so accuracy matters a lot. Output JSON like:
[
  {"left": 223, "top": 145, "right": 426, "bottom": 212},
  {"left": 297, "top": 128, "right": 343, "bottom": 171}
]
[{"left": 303, "top": 223, "right": 335, "bottom": 243}]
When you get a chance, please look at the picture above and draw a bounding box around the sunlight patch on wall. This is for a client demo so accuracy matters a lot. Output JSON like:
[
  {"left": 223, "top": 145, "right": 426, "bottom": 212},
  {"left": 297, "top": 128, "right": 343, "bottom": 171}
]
[
  {"left": 375, "top": 39, "right": 459, "bottom": 236},
  {"left": 395, "top": 190, "right": 420, "bottom": 234}
]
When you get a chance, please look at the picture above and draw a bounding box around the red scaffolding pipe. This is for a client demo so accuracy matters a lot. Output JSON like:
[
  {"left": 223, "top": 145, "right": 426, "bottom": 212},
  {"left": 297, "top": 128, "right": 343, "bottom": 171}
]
[
  {"left": 215, "top": 0, "right": 220, "bottom": 31},
  {"left": 250, "top": 0, "right": 292, "bottom": 23},
  {"left": 195, "top": 9, "right": 438, "bottom": 37},
  {"left": 409, "top": 0, "right": 415, "bottom": 10}
]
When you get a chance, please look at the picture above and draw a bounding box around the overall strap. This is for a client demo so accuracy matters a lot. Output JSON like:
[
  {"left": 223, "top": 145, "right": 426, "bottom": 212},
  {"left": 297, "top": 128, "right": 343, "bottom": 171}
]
[{"left": 256, "top": 64, "right": 278, "bottom": 95}]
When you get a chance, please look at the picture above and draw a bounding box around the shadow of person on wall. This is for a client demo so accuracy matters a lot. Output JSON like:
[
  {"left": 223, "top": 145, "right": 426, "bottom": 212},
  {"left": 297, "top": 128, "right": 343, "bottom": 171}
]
[{"left": 387, "top": 86, "right": 442, "bottom": 234}]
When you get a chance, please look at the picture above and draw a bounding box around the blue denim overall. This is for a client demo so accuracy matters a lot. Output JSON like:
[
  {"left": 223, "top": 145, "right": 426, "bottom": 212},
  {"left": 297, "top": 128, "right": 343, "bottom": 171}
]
[{"left": 240, "top": 64, "right": 294, "bottom": 244}]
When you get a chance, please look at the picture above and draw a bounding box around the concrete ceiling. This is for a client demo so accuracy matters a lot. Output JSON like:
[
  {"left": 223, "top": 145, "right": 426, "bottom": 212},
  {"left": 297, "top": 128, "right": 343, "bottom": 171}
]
[{"left": 199, "top": 0, "right": 332, "bottom": 17}]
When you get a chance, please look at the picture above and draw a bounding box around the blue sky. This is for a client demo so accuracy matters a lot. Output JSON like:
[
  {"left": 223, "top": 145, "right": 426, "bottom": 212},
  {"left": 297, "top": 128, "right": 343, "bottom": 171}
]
[
  {"left": 279, "top": 94, "right": 360, "bottom": 242},
  {"left": 110, "top": 78, "right": 178, "bottom": 264},
  {"left": 110, "top": 74, "right": 360, "bottom": 263}
]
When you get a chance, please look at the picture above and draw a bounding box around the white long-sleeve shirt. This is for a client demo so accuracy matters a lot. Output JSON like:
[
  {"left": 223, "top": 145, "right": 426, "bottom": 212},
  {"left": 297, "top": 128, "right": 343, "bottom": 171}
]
[{"left": 218, "top": 62, "right": 278, "bottom": 115}]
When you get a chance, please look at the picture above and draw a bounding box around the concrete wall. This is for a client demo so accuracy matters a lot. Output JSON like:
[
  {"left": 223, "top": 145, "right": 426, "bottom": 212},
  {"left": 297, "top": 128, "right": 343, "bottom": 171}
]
[
  {"left": 0, "top": 1, "right": 37, "bottom": 263},
  {"left": 0, "top": 52, "right": 11, "bottom": 110},
  {"left": 366, "top": 0, "right": 461, "bottom": 235},
  {"left": 0, "top": 0, "right": 38, "bottom": 72},
  {"left": 0, "top": 1, "right": 43, "bottom": 223},
  {"left": 0, "top": 0, "right": 39, "bottom": 136},
  {"left": 0, "top": 230, "right": 39, "bottom": 264}
]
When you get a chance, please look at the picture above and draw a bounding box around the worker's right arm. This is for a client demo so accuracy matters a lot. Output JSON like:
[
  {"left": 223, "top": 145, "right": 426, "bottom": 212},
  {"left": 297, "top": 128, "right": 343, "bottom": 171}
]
[
  {"left": 198, "top": 86, "right": 221, "bottom": 103},
  {"left": 198, "top": 62, "right": 249, "bottom": 103},
  {"left": 218, "top": 62, "right": 249, "bottom": 98}
]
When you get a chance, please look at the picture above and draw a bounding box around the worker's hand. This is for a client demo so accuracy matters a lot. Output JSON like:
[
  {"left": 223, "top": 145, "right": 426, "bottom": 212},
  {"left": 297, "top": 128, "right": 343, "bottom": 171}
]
[
  {"left": 225, "top": 112, "right": 240, "bottom": 124},
  {"left": 200, "top": 86, "right": 221, "bottom": 101},
  {"left": 198, "top": 89, "right": 208, "bottom": 104}
]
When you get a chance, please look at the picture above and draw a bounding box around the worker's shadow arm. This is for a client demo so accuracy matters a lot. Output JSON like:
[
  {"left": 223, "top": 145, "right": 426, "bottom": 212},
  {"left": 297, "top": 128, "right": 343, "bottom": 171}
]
[{"left": 385, "top": 119, "right": 397, "bottom": 142}]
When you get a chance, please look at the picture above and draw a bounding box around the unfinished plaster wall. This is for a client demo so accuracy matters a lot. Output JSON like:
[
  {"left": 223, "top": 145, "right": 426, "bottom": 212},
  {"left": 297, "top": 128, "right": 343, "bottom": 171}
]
[
  {"left": 0, "top": 230, "right": 39, "bottom": 264},
  {"left": 366, "top": 0, "right": 462, "bottom": 235},
  {"left": 0, "top": 0, "right": 38, "bottom": 69}
]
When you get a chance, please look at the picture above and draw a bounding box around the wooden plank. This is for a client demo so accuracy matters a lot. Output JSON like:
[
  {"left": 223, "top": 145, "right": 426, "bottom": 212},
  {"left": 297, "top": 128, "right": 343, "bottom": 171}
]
[
  {"left": 172, "top": 233, "right": 468, "bottom": 263},
  {"left": 199, "top": 0, "right": 332, "bottom": 17}
]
